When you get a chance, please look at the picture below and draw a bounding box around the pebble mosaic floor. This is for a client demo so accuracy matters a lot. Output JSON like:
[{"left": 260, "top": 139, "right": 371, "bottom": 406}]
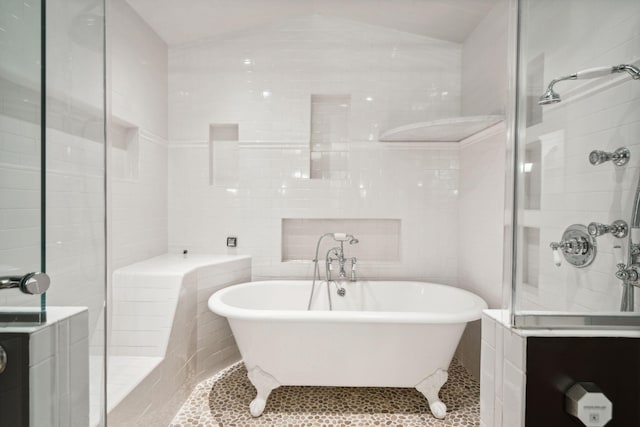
[{"left": 170, "top": 358, "right": 479, "bottom": 426}]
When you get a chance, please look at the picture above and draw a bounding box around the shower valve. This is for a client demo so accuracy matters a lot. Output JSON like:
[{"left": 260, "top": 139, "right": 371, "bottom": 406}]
[
  {"left": 587, "top": 220, "right": 628, "bottom": 238},
  {"left": 550, "top": 224, "right": 597, "bottom": 268}
]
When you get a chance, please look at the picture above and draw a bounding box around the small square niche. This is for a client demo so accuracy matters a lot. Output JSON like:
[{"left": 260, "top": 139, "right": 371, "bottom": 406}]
[
  {"left": 110, "top": 116, "right": 139, "bottom": 180},
  {"left": 210, "top": 124, "right": 239, "bottom": 141},
  {"left": 209, "top": 124, "right": 239, "bottom": 187}
]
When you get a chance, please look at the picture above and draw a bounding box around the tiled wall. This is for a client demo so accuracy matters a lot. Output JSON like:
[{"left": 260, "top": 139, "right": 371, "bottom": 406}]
[
  {"left": 480, "top": 310, "right": 527, "bottom": 427},
  {"left": 516, "top": 0, "right": 640, "bottom": 313},
  {"left": 455, "top": 0, "right": 510, "bottom": 379},
  {"left": 110, "top": 0, "right": 168, "bottom": 272},
  {"left": 168, "top": 14, "right": 463, "bottom": 282},
  {"left": 108, "top": 255, "right": 250, "bottom": 427},
  {"left": 28, "top": 308, "right": 90, "bottom": 427}
]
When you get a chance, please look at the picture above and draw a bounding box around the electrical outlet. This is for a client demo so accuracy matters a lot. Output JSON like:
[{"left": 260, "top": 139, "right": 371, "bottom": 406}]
[{"left": 226, "top": 236, "right": 237, "bottom": 247}]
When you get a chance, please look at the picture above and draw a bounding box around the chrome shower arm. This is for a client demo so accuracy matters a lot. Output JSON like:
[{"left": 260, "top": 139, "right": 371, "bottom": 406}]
[{"left": 539, "top": 63, "right": 640, "bottom": 105}]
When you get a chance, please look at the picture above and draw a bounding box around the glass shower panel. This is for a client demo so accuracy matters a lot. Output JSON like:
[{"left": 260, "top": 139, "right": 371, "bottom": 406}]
[
  {"left": 512, "top": 0, "right": 640, "bottom": 327},
  {"left": 0, "top": 0, "right": 45, "bottom": 318},
  {"left": 46, "top": 0, "right": 107, "bottom": 424}
]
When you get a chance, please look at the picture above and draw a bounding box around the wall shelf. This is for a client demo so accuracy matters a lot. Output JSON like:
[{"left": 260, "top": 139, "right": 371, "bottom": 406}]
[{"left": 379, "top": 115, "right": 504, "bottom": 143}]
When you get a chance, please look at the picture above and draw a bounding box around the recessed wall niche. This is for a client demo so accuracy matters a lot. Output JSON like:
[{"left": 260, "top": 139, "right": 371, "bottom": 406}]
[
  {"left": 522, "top": 226, "right": 540, "bottom": 288},
  {"left": 310, "top": 95, "right": 351, "bottom": 180},
  {"left": 524, "top": 140, "right": 541, "bottom": 210},
  {"left": 209, "top": 124, "right": 239, "bottom": 187},
  {"left": 281, "top": 218, "right": 401, "bottom": 262},
  {"left": 526, "top": 54, "right": 544, "bottom": 128},
  {"left": 110, "top": 116, "right": 139, "bottom": 180}
]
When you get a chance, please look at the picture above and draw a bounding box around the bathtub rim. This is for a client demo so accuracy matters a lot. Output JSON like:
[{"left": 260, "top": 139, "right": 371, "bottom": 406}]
[{"left": 209, "top": 280, "right": 487, "bottom": 324}]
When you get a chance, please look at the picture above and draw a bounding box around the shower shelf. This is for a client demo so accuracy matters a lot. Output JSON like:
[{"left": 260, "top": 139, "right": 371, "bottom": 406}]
[{"left": 379, "top": 115, "right": 504, "bottom": 143}]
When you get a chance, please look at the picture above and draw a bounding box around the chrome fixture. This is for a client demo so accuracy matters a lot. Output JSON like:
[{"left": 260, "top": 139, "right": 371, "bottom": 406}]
[
  {"left": 307, "top": 233, "right": 359, "bottom": 310},
  {"left": 326, "top": 235, "right": 359, "bottom": 295},
  {"left": 614, "top": 244, "right": 640, "bottom": 285},
  {"left": 550, "top": 224, "right": 597, "bottom": 268},
  {"left": 589, "top": 147, "right": 630, "bottom": 166},
  {"left": 0, "top": 272, "right": 50, "bottom": 295},
  {"left": 587, "top": 220, "right": 628, "bottom": 238},
  {"left": 619, "top": 167, "right": 640, "bottom": 311},
  {"left": 538, "top": 63, "right": 640, "bottom": 105},
  {"left": 350, "top": 257, "right": 357, "bottom": 282}
]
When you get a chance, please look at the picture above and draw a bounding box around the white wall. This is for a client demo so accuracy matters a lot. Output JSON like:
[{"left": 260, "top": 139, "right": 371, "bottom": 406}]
[
  {"left": 516, "top": 0, "right": 640, "bottom": 313},
  {"left": 110, "top": 0, "right": 168, "bottom": 271},
  {"left": 456, "top": 0, "right": 510, "bottom": 379},
  {"left": 461, "top": 0, "right": 509, "bottom": 117},
  {"left": 168, "top": 15, "right": 463, "bottom": 283}
]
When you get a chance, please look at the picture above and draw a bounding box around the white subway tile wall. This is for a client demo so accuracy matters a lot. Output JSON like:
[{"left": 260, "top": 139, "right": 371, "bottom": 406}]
[
  {"left": 110, "top": 0, "right": 169, "bottom": 273},
  {"left": 281, "top": 218, "right": 401, "bottom": 263},
  {"left": 107, "top": 255, "right": 250, "bottom": 426},
  {"left": 453, "top": 0, "right": 509, "bottom": 378},
  {"left": 29, "top": 308, "right": 90, "bottom": 427},
  {"left": 168, "top": 15, "right": 463, "bottom": 283},
  {"left": 516, "top": 0, "right": 640, "bottom": 313},
  {"left": 480, "top": 311, "right": 526, "bottom": 427}
]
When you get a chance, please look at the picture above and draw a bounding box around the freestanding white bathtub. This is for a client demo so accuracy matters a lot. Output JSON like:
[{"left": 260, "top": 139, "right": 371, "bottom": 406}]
[{"left": 208, "top": 280, "right": 487, "bottom": 419}]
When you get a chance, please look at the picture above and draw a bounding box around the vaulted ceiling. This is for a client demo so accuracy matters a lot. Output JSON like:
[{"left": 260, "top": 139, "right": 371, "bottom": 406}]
[{"left": 126, "top": 0, "right": 500, "bottom": 46}]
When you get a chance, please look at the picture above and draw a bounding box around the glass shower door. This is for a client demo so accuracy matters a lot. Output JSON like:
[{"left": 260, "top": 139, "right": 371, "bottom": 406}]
[
  {"left": 1, "top": 0, "right": 107, "bottom": 425},
  {"left": 0, "top": 0, "right": 46, "bottom": 321},
  {"left": 512, "top": 0, "right": 640, "bottom": 327}
]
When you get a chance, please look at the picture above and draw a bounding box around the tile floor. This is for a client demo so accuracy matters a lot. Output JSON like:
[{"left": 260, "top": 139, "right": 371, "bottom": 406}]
[{"left": 170, "top": 358, "right": 479, "bottom": 426}]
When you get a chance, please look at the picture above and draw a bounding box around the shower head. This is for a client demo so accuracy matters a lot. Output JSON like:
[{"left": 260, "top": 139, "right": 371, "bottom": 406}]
[
  {"left": 538, "top": 87, "right": 562, "bottom": 105},
  {"left": 538, "top": 64, "right": 640, "bottom": 106},
  {"left": 349, "top": 238, "right": 359, "bottom": 245}
]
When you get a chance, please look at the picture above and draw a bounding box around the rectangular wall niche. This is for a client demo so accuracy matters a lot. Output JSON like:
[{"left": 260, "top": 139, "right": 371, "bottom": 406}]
[
  {"left": 310, "top": 94, "right": 351, "bottom": 180},
  {"left": 524, "top": 140, "right": 541, "bottom": 210},
  {"left": 522, "top": 226, "right": 540, "bottom": 288},
  {"left": 282, "top": 218, "right": 401, "bottom": 262},
  {"left": 209, "top": 124, "right": 239, "bottom": 187},
  {"left": 111, "top": 116, "right": 139, "bottom": 180}
]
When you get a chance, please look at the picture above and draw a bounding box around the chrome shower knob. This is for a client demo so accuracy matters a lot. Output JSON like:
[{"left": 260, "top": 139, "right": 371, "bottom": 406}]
[
  {"left": 587, "top": 220, "right": 628, "bottom": 238},
  {"left": 588, "top": 147, "right": 630, "bottom": 166},
  {"left": 550, "top": 224, "right": 597, "bottom": 268},
  {"left": 615, "top": 264, "right": 640, "bottom": 284}
]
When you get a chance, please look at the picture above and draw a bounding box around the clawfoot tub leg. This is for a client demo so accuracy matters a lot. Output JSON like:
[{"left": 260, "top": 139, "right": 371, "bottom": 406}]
[
  {"left": 415, "top": 369, "right": 449, "bottom": 419},
  {"left": 247, "top": 366, "right": 280, "bottom": 417}
]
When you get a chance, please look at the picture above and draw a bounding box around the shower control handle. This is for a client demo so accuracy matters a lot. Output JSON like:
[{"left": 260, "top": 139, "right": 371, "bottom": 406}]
[
  {"left": 589, "top": 147, "right": 630, "bottom": 166},
  {"left": 550, "top": 224, "right": 597, "bottom": 268},
  {"left": 551, "top": 245, "right": 563, "bottom": 266},
  {"left": 616, "top": 264, "right": 640, "bottom": 284},
  {"left": 550, "top": 238, "right": 589, "bottom": 266},
  {"left": 587, "top": 220, "right": 628, "bottom": 238}
]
